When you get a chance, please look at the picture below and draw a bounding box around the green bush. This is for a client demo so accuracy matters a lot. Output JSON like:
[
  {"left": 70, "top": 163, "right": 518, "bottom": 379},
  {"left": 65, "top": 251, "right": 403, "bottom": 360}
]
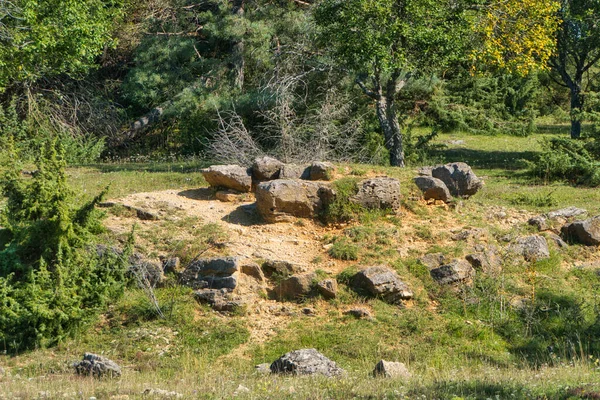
[
  {"left": 320, "top": 177, "right": 364, "bottom": 223},
  {"left": 0, "top": 138, "right": 128, "bottom": 352}
]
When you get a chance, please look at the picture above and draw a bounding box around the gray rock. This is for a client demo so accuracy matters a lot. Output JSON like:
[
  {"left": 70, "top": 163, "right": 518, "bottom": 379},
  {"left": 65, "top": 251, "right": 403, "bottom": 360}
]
[
  {"left": 302, "top": 307, "right": 316, "bottom": 315},
  {"left": 528, "top": 216, "right": 548, "bottom": 231},
  {"left": 351, "top": 178, "right": 401, "bottom": 211},
  {"left": 512, "top": 235, "right": 550, "bottom": 261},
  {"left": 309, "top": 162, "right": 335, "bottom": 181},
  {"left": 431, "top": 162, "right": 483, "bottom": 197},
  {"left": 262, "top": 259, "right": 306, "bottom": 278},
  {"left": 351, "top": 266, "right": 413, "bottom": 303},
  {"left": 252, "top": 156, "right": 284, "bottom": 181},
  {"left": 255, "top": 180, "right": 335, "bottom": 222},
  {"left": 561, "top": 216, "right": 600, "bottom": 246},
  {"left": 201, "top": 165, "right": 252, "bottom": 193},
  {"left": 129, "top": 259, "right": 164, "bottom": 288},
  {"left": 180, "top": 257, "right": 239, "bottom": 290},
  {"left": 270, "top": 349, "right": 345, "bottom": 377},
  {"left": 419, "top": 253, "right": 450, "bottom": 269},
  {"left": 241, "top": 261, "right": 265, "bottom": 282},
  {"left": 343, "top": 308, "right": 372, "bottom": 319},
  {"left": 280, "top": 164, "right": 311, "bottom": 180},
  {"left": 161, "top": 257, "right": 181, "bottom": 274},
  {"left": 547, "top": 207, "right": 587, "bottom": 220},
  {"left": 413, "top": 176, "right": 452, "bottom": 202},
  {"left": 546, "top": 232, "right": 569, "bottom": 249},
  {"left": 417, "top": 166, "right": 433, "bottom": 176},
  {"left": 466, "top": 248, "right": 502, "bottom": 274},
  {"left": 276, "top": 272, "right": 316, "bottom": 300},
  {"left": 73, "top": 353, "right": 121, "bottom": 378},
  {"left": 194, "top": 289, "right": 244, "bottom": 312},
  {"left": 430, "top": 260, "right": 475, "bottom": 285},
  {"left": 317, "top": 279, "right": 338, "bottom": 300},
  {"left": 451, "top": 228, "right": 485, "bottom": 241},
  {"left": 372, "top": 360, "right": 411, "bottom": 379}
]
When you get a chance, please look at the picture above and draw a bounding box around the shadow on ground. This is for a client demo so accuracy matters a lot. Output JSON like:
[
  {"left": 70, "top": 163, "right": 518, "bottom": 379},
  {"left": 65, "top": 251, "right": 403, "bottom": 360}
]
[
  {"left": 221, "top": 204, "right": 263, "bottom": 226},
  {"left": 432, "top": 148, "right": 538, "bottom": 170},
  {"left": 83, "top": 161, "right": 210, "bottom": 174},
  {"left": 177, "top": 188, "right": 214, "bottom": 200}
]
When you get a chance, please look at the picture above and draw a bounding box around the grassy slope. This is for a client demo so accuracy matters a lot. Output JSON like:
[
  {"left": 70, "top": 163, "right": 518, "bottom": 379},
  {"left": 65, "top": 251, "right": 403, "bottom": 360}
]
[{"left": 2, "top": 132, "right": 600, "bottom": 399}]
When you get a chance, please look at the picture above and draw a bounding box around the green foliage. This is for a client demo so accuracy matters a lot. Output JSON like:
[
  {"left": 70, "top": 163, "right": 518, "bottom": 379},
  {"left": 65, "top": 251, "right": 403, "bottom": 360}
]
[
  {"left": 320, "top": 178, "right": 364, "bottom": 223},
  {"left": 0, "top": 138, "right": 128, "bottom": 351},
  {"left": 509, "top": 191, "right": 559, "bottom": 208},
  {"left": 328, "top": 237, "right": 359, "bottom": 261},
  {"left": 527, "top": 136, "right": 600, "bottom": 186}
]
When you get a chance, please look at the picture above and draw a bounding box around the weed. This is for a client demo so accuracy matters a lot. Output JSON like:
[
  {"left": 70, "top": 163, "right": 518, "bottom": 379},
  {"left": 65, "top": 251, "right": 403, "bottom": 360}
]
[{"left": 328, "top": 237, "right": 359, "bottom": 260}]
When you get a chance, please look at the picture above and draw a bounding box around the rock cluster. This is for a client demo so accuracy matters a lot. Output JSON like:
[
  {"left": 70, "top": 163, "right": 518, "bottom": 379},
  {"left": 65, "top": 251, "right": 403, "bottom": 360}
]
[
  {"left": 351, "top": 266, "right": 413, "bottom": 304},
  {"left": 413, "top": 162, "right": 483, "bottom": 202},
  {"left": 270, "top": 349, "right": 345, "bottom": 377},
  {"left": 73, "top": 353, "right": 121, "bottom": 378}
]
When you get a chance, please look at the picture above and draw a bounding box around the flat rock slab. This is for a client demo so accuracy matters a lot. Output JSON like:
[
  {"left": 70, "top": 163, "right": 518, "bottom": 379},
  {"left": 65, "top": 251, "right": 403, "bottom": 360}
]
[
  {"left": 180, "top": 257, "right": 239, "bottom": 290},
  {"left": 73, "top": 353, "right": 121, "bottom": 378},
  {"left": 201, "top": 165, "right": 252, "bottom": 193},
  {"left": 352, "top": 266, "right": 413, "bottom": 303},
  {"left": 547, "top": 207, "right": 587, "bottom": 220},
  {"left": 270, "top": 348, "right": 345, "bottom": 377},
  {"left": 561, "top": 216, "right": 600, "bottom": 246}
]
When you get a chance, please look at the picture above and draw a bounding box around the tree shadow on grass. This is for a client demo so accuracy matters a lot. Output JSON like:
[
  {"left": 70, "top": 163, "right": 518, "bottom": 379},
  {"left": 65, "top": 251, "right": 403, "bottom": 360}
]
[
  {"left": 404, "top": 380, "right": 575, "bottom": 399},
  {"left": 82, "top": 161, "right": 210, "bottom": 174},
  {"left": 430, "top": 148, "right": 539, "bottom": 170}
]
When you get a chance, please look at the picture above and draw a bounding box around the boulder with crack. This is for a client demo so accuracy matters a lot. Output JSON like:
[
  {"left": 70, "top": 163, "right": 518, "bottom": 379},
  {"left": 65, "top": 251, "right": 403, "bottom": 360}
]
[
  {"left": 561, "top": 216, "right": 600, "bottom": 246},
  {"left": 201, "top": 165, "right": 252, "bottom": 193},
  {"left": 351, "top": 266, "right": 413, "bottom": 303},
  {"left": 180, "top": 257, "right": 239, "bottom": 290},
  {"left": 270, "top": 349, "right": 345, "bottom": 377},
  {"left": 255, "top": 179, "right": 335, "bottom": 222},
  {"left": 431, "top": 162, "right": 483, "bottom": 197},
  {"left": 252, "top": 156, "right": 284, "bottom": 182},
  {"left": 351, "top": 177, "right": 401, "bottom": 211}
]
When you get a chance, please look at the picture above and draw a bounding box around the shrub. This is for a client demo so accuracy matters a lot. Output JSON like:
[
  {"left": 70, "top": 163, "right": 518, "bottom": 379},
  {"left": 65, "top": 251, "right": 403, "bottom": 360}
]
[
  {"left": 0, "top": 137, "right": 128, "bottom": 352},
  {"left": 320, "top": 177, "right": 364, "bottom": 223}
]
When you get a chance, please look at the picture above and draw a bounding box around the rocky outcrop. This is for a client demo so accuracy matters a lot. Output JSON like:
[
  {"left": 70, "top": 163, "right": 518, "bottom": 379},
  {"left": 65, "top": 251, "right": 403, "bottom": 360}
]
[
  {"left": 372, "top": 360, "right": 411, "bottom": 379},
  {"left": 255, "top": 179, "right": 335, "bottom": 222},
  {"left": 547, "top": 207, "right": 587, "bottom": 220},
  {"left": 351, "top": 178, "right": 401, "bottom": 211},
  {"left": 413, "top": 176, "right": 452, "bottom": 202},
  {"left": 262, "top": 259, "right": 306, "bottom": 277},
  {"left": 270, "top": 349, "right": 345, "bottom": 377},
  {"left": 73, "top": 353, "right": 121, "bottom": 378},
  {"left": 280, "top": 163, "right": 311, "bottom": 180},
  {"left": 252, "top": 156, "right": 284, "bottom": 181},
  {"left": 194, "top": 288, "right": 245, "bottom": 312},
  {"left": 241, "top": 261, "right": 265, "bottom": 282},
  {"left": 430, "top": 260, "right": 475, "bottom": 285},
  {"left": 201, "top": 165, "right": 252, "bottom": 193},
  {"left": 511, "top": 235, "right": 550, "bottom": 261},
  {"left": 431, "top": 162, "right": 483, "bottom": 197},
  {"left": 351, "top": 266, "right": 413, "bottom": 303},
  {"left": 309, "top": 162, "right": 335, "bottom": 181},
  {"left": 419, "top": 253, "right": 450, "bottom": 269},
  {"left": 317, "top": 279, "right": 338, "bottom": 299},
  {"left": 276, "top": 272, "right": 316, "bottom": 300},
  {"left": 180, "top": 257, "right": 239, "bottom": 290},
  {"left": 561, "top": 216, "right": 600, "bottom": 246},
  {"left": 466, "top": 246, "right": 502, "bottom": 274}
]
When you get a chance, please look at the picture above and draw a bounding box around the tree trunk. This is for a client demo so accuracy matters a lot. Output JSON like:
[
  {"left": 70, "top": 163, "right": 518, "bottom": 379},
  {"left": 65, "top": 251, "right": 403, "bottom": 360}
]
[
  {"left": 570, "top": 84, "right": 583, "bottom": 139},
  {"left": 231, "top": 0, "right": 245, "bottom": 90},
  {"left": 376, "top": 96, "right": 405, "bottom": 167}
]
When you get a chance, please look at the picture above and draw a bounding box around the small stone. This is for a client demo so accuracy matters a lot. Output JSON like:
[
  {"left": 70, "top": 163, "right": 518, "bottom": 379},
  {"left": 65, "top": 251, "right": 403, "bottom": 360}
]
[
  {"left": 511, "top": 235, "right": 550, "bottom": 261},
  {"left": 372, "top": 360, "right": 411, "bottom": 379},
  {"left": 309, "top": 162, "right": 335, "bottom": 181},
  {"left": 528, "top": 216, "right": 548, "bottom": 231},
  {"left": 451, "top": 228, "right": 485, "bottom": 241},
  {"left": 252, "top": 156, "right": 284, "bottom": 181},
  {"left": 561, "top": 216, "right": 600, "bottom": 246},
  {"left": 343, "top": 308, "right": 372, "bottom": 319},
  {"left": 317, "top": 279, "right": 338, "bottom": 300},
  {"left": 413, "top": 176, "right": 452, "bottom": 202},
  {"left": 546, "top": 232, "right": 569, "bottom": 249},
  {"left": 302, "top": 307, "right": 316, "bottom": 315},
  {"left": 161, "top": 257, "right": 181, "bottom": 274},
  {"left": 241, "top": 261, "right": 265, "bottom": 282},
  {"left": 351, "top": 266, "right": 413, "bottom": 303},
  {"left": 255, "top": 363, "right": 271, "bottom": 374},
  {"left": 431, "top": 162, "right": 483, "bottom": 197},
  {"left": 419, "top": 253, "right": 450, "bottom": 269},
  {"left": 277, "top": 273, "right": 316, "bottom": 301}
]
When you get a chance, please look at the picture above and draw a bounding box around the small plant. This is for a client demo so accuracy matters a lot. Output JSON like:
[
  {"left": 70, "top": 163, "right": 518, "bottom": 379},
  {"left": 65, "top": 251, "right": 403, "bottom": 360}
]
[
  {"left": 414, "top": 225, "right": 434, "bottom": 240},
  {"left": 509, "top": 191, "right": 558, "bottom": 208},
  {"left": 320, "top": 177, "right": 364, "bottom": 223},
  {"left": 328, "top": 237, "right": 359, "bottom": 260},
  {"left": 337, "top": 266, "right": 359, "bottom": 285}
]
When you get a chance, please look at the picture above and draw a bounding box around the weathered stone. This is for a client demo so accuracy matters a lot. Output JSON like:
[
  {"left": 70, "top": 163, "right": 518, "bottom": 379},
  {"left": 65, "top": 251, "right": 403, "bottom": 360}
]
[
  {"left": 512, "top": 235, "right": 550, "bottom": 261},
  {"left": 451, "top": 228, "right": 485, "bottom": 241},
  {"left": 466, "top": 248, "right": 502, "bottom": 274},
  {"left": 73, "top": 353, "right": 121, "bottom": 378},
  {"left": 270, "top": 349, "right": 345, "bottom": 377},
  {"left": 276, "top": 272, "right": 316, "bottom": 300},
  {"left": 373, "top": 360, "right": 411, "bottom": 379},
  {"left": 546, "top": 232, "right": 569, "bottom": 249},
  {"left": 309, "top": 162, "right": 335, "bottom": 181},
  {"left": 561, "top": 216, "right": 600, "bottom": 246},
  {"left": 201, "top": 165, "right": 252, "bottom": 193},
  {"left": 252, "top": 156, "right": 284, "bottom": 181},
  {"left": 317, "top": 279, "right": 338, "bottom": 299},
  {"left": 547, "top": 207, "right": 587, "bottom": 220},
  {"left": 343, "top": 308, "right": 372, "bottom": 319},
  {"left": 241, "top": 261, "right": 265, "bottom": 282},
  {"left": 419, "top": 253, "right": 450, "bottom": 269},
  {"left": 351, "top": 266, "right": 413, "bottom": 303},
  {"left": 417, "top": 166, "right": 433, "bottom": 176},
  {"left": 431, "top": 162, "right": 483, "bottom": 197},
  {"left": 528, "top": 216, "right": 548, "bottom": 231},
  {"left": 430, "top": 260, "right": 475, "bottom": 285},
  {"left": 413, "top": 176, "right": 452, "bottom": 202},
  {"left": 160, "top": 257, "right": 181, "bottom": 275},
  {"left": 255, "top": 179, "right": 335, "bottom": 222},
  {"left": 180, "top": 257, "right": 239, "bottom": 290},
  {"left": 280, "top": 164, "right": 311, "bottom": 180},
  {"left": 129, "top": 259, "right": 164, "bottom": 288},
  {"left": 194, "top": 289, "right": 244, "bottom": 312},
  {"left": 262, "top": 259, "right": 306, "bottom": 278},
  {"left": 215, "top": 190, "right": 240, "bottom": 202},
  {"left": 351, "top": 178, "right": 401, "bottom": 211}
]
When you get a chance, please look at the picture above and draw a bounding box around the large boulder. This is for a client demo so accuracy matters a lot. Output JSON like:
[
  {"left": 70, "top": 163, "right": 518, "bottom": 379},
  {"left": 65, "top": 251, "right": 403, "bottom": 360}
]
[
  {"left": 276, "top": 272, "right": 316, "bottom": 300},
  {"left": 73, "top": 353, "right": 121, "bottom": 378},
  {"left": 431, "top": 162, "right": 483, "bottom": 197},
  {"left": 280, "top": 163, "right": 311, "bottom": 180},
  {"left": 309, "top": 162, "right": 335, "bottom": 181},
  {"left": 372, "top": 360, "right": 411, "bottom": 379},
  {"left": 430, "top": 260, "right": 475, "bottom": 285},
  {"left": 511, "top": 235, "right": 550, "bottom": 261},
  {"left": 252, "top": 156, "right": 284, "bottom": 181},
  {"left": 255, "top": 179, "right": 335, "bottom": 222},
  {"left": 270, "top": 349, "right": 345, "bottom": 377},
  {"left": 201, "top": 165, "right": 252, "bottom": 193},
  {"left": 561, "top": 216, "right": 600, "bottom": 246},
  {"left": 413, "top": 176, "right": 452, "bottom": 202},
  {"left": 180, "top": 257, "right": 239, "bottom": 290},
  {"left": 351, "top": 178, "right": 401, "bottom": 211},
  {"left": 351, "top": 266, "right": 413, "bottom": 303}
]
